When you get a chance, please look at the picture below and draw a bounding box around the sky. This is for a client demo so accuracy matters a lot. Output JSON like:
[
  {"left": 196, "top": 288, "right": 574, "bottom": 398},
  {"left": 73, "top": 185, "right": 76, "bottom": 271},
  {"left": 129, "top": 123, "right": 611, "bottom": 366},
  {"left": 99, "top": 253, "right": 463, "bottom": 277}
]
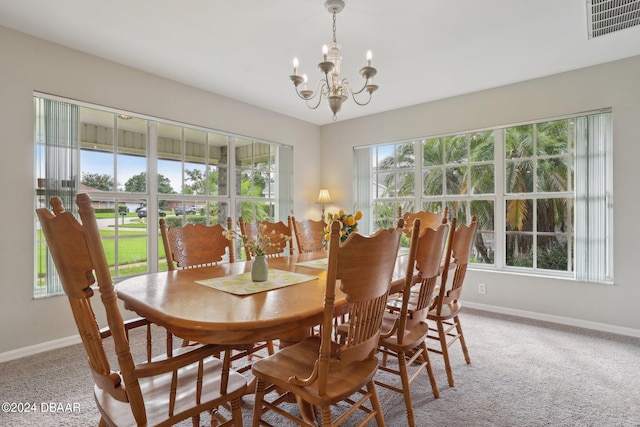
[{"left": 81, "top": 150, "right": 183, "bottom": 193}]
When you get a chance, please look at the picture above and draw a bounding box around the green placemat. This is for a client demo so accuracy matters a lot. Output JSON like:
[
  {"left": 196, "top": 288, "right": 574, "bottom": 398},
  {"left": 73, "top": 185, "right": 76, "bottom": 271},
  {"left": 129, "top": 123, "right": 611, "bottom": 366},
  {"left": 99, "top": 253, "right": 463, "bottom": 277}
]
[
  {"left": 195, "top": 269, "right": 318, "bottom": 295},
  {"left": 294, "top": 258, "right": 329, "bottom": 270}
]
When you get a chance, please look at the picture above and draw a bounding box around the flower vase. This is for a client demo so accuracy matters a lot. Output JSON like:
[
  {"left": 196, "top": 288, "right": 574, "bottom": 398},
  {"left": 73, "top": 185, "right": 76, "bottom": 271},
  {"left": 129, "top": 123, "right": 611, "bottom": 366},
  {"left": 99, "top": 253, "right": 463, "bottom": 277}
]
[{"left": 251, "top": 255, "right": 269, "bottom": 282}]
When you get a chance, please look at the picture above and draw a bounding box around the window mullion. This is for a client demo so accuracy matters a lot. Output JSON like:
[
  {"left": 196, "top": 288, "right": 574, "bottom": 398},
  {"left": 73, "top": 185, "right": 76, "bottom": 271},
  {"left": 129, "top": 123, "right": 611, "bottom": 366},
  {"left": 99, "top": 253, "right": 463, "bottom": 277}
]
[
  {"left": 229, "top": 137, "right": 237, "bottom": 224},
  {"left": 147, "top": 121, "right": 159, "bottom": 272},
  {"left": 415, "top": 140, "right": 422, "bottom": 210},
  {"left": 494, "top": 128, "right": 506, "bottom": 269}
]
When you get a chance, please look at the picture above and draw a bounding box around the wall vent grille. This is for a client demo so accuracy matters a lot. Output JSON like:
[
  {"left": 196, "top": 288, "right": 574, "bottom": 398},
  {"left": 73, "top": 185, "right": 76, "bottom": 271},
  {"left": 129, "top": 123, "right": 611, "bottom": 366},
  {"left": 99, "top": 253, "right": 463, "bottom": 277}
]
[{"left": 587, "top": 0, "right": 640, "bottom": 38}]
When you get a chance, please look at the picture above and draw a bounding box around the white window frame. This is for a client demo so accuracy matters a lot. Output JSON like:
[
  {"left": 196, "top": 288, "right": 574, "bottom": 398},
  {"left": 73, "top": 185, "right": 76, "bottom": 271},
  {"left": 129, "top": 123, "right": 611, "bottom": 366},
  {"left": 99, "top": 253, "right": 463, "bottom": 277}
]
[
  {"left": 354, "top": 110, "right": 613, "bottom": 283},
  {"left": 34, "top": 93, "right": 293, "bottom": 297}
]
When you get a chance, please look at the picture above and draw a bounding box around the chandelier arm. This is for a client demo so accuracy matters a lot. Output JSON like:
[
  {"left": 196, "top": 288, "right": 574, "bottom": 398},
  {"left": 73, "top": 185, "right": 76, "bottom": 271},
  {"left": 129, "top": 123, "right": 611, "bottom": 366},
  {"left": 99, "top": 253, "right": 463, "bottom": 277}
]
[
  {"left": 294, "top": 78, "right": 325, "bottom": 101},
  {"left": 294, "top": 87, "right": 317, "bottom": 101},
  {"left": 338, "top": 78, "right": 373, "bottom": 106},
  {"left": 350, "top": 91, "right": 374, "bottom": 107},
  {"left": 345, "top": 78, "right": 370, "bottom": 96},
  {"left": 303, "top": 81, "right": 329, "bottom": 110},
  {"left": 305, "top": 94, "right": 325, "bottom": 110}
]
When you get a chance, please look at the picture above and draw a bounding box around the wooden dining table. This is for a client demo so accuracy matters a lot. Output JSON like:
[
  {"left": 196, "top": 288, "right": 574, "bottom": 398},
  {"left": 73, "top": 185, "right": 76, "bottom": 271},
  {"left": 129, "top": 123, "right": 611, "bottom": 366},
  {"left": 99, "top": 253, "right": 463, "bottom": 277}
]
[{"left": 116, "top": 250, "right": 410, "bottom": 347}]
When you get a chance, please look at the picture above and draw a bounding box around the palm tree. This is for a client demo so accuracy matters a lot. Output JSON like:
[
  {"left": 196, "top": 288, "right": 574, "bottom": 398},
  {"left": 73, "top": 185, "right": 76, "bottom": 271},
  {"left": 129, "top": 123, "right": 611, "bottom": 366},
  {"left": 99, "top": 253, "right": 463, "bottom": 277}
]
[
  {"left": 373, "top": 122, "right": 570, "bottom": 269},
  {"left": 504, "top": 121, "right": 570, "bottom": 268}
]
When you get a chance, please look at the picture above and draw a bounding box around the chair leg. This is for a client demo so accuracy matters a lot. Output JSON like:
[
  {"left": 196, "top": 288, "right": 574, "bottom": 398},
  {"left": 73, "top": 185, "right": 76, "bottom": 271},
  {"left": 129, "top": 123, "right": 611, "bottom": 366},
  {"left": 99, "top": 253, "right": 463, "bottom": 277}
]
[
  {"left": 367, "top": 379, "right": 386, "bottom": 427},
  {"left": 296, "top": 395, "right": 318, "bottom": 425},
  {"left": 220, "top": 350, "right": 232, "bottom": 394},
  {"left": 455, "top": 315, "right": 471, "bottom": 364},
  {"left": 397, "top": 351, "right": 416, "bottom": 427},
  {"left": 321, "top": 405, "right": 333, "bottom": 426},
  {"left": 381, "top": 349, "right": 389, "bottom": 366},
  {"left": 419, "top": 341, "right": 439, "bottom": 398},
  {"left": 229, "top": 396, "right": 244, "bottom": 427},
  {"left": 437, "top": 320, "right": 455, "bottom": 387},
  {"left": 251, "top": 378, "right": 267, "bottom": 427}
]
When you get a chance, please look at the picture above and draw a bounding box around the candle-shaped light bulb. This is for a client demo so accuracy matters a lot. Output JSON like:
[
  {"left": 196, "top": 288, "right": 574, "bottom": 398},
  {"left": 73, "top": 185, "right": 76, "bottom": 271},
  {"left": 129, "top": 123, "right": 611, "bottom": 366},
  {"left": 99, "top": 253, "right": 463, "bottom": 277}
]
[
  {"left": 322, "top": 44, "right": 328, "bottom": 61},
  {"left": 293, "top": 57, "right": 299, "bottom": 75},
  {"left": 366, "top": 50, "right": 372, "bottom": 66}
]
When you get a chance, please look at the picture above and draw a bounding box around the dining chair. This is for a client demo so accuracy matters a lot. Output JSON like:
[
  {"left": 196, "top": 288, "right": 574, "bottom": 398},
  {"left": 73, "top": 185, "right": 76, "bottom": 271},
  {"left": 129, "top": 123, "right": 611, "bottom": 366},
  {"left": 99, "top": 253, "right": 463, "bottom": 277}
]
[
  {"left": 238, "top": 217, "right": 294, "bottom": 260},
  {"left": 291, "top": 215, "right": 326, "bottom": 253},
  {"left": 386, "top": 206, "right": 447, "bottom": 322},
  {"left": 160, "top": 218, "right": 274, "bottom": 367},
  {"left": 251, "top": 219, "right": 404, "bottom": 427},
  {"left": 376, "top": 218, "right": 450, "bottom": 427},
  {"left": 426, "top": 216, "right": 478, "bottom": 387},
  {"left": 160, "top": 217, "right": 235, "bottom": 269},
  {"left": 398, "top": 206, "right": 449, "bottom": 237},
  {"left": 36, "top": 194, "right": 246, "bottom": 427}
]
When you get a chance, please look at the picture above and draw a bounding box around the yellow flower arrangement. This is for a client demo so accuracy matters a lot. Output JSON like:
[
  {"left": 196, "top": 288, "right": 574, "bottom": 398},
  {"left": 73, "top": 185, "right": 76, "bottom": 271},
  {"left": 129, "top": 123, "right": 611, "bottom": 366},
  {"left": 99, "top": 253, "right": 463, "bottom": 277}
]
[{"left": 323, "top": 209, "right": 362, "bottom": 243}]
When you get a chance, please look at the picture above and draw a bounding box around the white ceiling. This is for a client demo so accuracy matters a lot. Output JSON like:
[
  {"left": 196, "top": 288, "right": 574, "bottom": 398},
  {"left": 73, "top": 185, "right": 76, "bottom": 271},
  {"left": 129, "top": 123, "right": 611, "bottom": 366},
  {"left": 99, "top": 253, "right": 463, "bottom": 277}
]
[{"left": 1, "top": 0, "right": 640, "bottom": 126}]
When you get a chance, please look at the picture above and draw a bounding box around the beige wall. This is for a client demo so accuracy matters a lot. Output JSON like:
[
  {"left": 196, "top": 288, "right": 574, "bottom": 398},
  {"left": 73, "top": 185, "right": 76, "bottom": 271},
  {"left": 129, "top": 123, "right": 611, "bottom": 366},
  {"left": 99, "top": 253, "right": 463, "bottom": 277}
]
[
  {"left": 2, "top": 24, "right": 639, "bottom": 358},
  {"left": 321, "top": 55, "right": 640, "bottom": 334},
  {"left": 0, "top": 26, "right": 321, "bottom": 355}
]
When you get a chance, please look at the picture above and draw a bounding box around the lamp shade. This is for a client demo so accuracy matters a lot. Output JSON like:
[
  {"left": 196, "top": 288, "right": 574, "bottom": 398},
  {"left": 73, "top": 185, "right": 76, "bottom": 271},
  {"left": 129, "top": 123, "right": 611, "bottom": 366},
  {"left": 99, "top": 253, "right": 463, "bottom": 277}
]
[{"left": 317, "top": 189, "right": 331, "bottom": 204}]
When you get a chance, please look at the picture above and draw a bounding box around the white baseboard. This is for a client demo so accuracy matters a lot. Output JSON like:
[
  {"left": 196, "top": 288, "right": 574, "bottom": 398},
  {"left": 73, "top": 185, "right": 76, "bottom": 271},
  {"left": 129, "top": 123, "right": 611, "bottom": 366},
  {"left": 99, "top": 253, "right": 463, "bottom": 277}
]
[
  {"left": 0, "top": 334, "right": 81, "bottom": 363},
  {"left": 465, "top": 301, "right": 640, "bottom": 338}
]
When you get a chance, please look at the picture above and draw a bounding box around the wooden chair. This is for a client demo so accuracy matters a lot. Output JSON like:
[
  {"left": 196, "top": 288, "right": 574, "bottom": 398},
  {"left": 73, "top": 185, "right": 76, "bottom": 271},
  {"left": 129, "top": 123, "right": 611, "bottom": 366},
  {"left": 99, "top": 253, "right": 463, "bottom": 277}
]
[
  {"left": 291, "top": 216, "right": 326, "bottom": 253},
  {"left": 251, "top": 220, "right": 404, "bottom": 427},
  {"left": 36, "top": 194, "right": 246, "bottom": 427},
  {"left": 161, "top": 217, "right": 235, "bottom": 269},
  {"left": 376, "top": 218, "right": 450, "bottom": 427},
  {"left": 238, "top": 217, "right": 294, "bottom": 260},
  {"left": 159, "top": 218, "right": 274, "bottom": 368},
  {"left": 426, "top": 216, "right": 478, "bottom": 387},
  {"left": 399, "top": 206, "right": 448, "bottom": 237}
]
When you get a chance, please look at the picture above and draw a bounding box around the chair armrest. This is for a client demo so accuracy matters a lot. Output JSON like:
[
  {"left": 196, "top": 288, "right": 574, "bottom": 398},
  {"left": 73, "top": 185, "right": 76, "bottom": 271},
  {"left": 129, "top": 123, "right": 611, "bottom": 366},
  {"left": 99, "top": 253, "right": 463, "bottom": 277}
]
[
  {"left": 134, "top": 344, "right": 225, "bottom": 378},
  {"left": 379, "top": 312, "right": 399, "bottom": 340}
]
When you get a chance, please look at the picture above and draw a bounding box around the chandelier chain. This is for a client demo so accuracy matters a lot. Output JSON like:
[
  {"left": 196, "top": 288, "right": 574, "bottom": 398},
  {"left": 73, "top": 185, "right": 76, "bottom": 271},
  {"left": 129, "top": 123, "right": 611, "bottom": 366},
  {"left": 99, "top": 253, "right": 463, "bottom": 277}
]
[{"left": 332, "top": 10, "right": 337, "bottom": 43}]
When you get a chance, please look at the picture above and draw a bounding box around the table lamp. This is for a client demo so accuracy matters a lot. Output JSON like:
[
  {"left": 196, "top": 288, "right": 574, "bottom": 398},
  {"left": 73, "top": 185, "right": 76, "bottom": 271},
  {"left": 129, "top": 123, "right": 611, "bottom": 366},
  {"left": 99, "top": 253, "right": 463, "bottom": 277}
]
[{"left": 317, "top": 189, "right": 331, "bottom": 221}]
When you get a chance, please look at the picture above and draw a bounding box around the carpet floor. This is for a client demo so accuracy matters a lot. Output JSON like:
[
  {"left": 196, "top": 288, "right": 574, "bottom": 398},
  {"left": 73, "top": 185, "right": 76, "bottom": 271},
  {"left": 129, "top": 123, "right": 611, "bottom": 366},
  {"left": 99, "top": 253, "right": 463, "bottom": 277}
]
[{"left": 1, "top": 307, "right": 638, "bottom": 426}]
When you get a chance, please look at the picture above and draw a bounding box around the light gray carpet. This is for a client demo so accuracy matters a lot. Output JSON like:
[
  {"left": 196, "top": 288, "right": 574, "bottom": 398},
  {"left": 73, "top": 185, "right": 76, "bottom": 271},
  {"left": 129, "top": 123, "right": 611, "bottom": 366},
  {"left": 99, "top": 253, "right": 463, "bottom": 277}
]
[{"left": 1, "top": 308, "right": 639, "bottom": 426}]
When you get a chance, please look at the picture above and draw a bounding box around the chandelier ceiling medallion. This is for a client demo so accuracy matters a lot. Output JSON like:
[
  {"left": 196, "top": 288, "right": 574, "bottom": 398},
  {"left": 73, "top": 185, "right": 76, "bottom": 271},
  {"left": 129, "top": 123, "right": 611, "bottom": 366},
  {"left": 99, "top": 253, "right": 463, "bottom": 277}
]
[{"left": 289, "top": 0, "right": 378, "bottom": 121}]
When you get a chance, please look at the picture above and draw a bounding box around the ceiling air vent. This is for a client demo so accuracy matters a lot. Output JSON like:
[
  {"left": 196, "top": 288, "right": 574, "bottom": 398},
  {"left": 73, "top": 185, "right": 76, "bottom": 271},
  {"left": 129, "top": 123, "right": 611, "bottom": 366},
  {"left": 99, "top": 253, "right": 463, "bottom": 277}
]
[{"left": 587, "top": 0, "right": 640, "bottom": 38}]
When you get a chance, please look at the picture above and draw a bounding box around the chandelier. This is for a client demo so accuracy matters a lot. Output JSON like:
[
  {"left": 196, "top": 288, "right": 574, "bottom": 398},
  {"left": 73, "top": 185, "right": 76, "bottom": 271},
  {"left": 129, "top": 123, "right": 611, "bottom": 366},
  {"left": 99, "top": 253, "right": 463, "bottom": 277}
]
[{"left": 289, "top": 0, "right": 378, "bottom": 121}]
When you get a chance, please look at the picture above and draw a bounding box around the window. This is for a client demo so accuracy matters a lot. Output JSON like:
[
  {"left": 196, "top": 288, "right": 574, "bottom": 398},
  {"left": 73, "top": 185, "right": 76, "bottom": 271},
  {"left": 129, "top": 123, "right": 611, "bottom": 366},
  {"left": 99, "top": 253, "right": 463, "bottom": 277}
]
[
  {"left": 354, "top": 111, "right": 612, "bottom": 283},
  {"left": 35, "top": 95, "right": 293, "bottom": 297}
]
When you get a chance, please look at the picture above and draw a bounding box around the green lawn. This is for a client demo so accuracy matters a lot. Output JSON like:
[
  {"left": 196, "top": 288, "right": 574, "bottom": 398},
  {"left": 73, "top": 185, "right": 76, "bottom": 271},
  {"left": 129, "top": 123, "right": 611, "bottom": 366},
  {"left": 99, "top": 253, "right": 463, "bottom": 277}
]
[
  {"left": 37, "top": 228, "right": 166, "bottom": 277},
  {"left": 95, "top": 212, "right": 140, "bottom": 219}
]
